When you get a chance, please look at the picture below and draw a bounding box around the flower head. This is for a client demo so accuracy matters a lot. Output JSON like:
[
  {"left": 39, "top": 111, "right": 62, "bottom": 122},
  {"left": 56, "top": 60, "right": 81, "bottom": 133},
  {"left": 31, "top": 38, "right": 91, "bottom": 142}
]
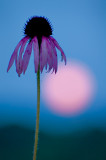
[{"left": 7, "top": 16, "right": 66, "bottom": 76}]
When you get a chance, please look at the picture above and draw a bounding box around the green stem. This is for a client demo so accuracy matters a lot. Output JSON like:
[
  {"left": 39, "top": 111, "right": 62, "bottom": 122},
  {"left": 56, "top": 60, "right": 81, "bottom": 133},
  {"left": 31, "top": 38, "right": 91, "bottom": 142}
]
[{"left": 33, "top": 69, "right": 40, "bottom": 160}]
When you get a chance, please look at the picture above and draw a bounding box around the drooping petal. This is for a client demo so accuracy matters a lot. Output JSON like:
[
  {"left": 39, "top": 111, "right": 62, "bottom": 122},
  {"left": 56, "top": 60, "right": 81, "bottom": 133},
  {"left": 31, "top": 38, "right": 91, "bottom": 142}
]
[
  {"left": 32, "top": 37, "right": 39, "bottom": 73},
  {"left": 16, "top": 37, "right": 29, "bottom": 76},
  {"left": 45, "top": 38, "right": 53, "bottom": 72},
  {"left": 18, "top": 37, "right": 29, "bottom": 62},
  {"left": 49, "top": 36, "right": 66, "bottom": 65},
  {"left": 23, "top": 40, "right": 33, "bottom": 74},
  {"left": 7, "top": 37, "right": 24, "bottom": 72},
  {"left": 40, "top": 36, "right": 48, "bottom": 72},
  {"left": 49, "top": 38, "right": 58, "bottom": 73},
  {"left": 16, "top": 61, "right": 23, "bottom": 77}
]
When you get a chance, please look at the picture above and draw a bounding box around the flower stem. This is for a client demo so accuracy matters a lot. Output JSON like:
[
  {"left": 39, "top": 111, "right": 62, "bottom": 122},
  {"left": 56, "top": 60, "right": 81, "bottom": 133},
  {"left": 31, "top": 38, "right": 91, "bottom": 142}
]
[{"left": 33, "top": 69, "right": 40, "bottom": 160}]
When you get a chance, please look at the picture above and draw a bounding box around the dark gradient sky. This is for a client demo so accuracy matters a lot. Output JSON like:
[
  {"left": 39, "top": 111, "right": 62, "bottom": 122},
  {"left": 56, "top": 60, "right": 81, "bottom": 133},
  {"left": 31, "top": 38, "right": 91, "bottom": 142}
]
[{"left": 0, "top": 0, "right": 106, "bottom": 133}]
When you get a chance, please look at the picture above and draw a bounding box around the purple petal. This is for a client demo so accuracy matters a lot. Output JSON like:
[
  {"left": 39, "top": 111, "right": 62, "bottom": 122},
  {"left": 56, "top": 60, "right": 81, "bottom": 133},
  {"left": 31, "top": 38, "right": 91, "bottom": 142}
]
[
  {"left": 40, "top": 37, "right": 48, "bottom": 72},
  {"left": 49, "top": 38, "right": 58, "bottom": 73},
  {"left": 23, "top": 40, "right": 33, "bottom": 74},
  {"left": 16, "top": 61, "right": 23, "bottom": 77},
  {"left": 16, "top": 37, "right": 29, "bottom": 76},
  {"left": 19, "top": 37, "right": 29, "bottom": 62},
  {"left": 49, "top": 36, "right": 66, "bottom": 65},
  {"left": 7, "top": 37, "right": 24, "bottom": 72},
  {"left": 45, "top": 38, "right": 53, "bottom": 72},
  {"left": 32, "top": 37, "right": 39, "bottom": 73}
]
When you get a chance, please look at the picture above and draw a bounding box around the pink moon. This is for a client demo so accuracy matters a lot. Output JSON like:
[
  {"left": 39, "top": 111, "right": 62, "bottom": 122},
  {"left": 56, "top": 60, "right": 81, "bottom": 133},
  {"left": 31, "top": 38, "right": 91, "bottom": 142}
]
[{"left": 42, "top": 62, "right": 96, "bottom": 116}]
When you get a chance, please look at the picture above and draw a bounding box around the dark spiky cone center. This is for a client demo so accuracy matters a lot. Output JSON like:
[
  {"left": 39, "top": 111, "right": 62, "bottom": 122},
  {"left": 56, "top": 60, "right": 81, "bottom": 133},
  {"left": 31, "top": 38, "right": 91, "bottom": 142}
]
[{"left": 24, "top": 16, "right": 52, "bottom": 42}]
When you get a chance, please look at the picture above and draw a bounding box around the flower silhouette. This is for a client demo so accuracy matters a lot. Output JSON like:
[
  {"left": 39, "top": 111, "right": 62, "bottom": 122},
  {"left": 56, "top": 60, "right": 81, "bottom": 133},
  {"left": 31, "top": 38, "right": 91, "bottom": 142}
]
[
  {"left": 7, "top": 16, "right": 66, "bottom": 76},
  {"left": 7, "top": 16, "right": 67, "bottom": 160}
]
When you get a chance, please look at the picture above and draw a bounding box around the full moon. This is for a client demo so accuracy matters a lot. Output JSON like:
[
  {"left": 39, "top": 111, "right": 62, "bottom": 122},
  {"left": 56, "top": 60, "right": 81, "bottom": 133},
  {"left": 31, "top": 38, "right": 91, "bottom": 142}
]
[{"left": 42, "top": 61, "right": 96, "bottom": 116}]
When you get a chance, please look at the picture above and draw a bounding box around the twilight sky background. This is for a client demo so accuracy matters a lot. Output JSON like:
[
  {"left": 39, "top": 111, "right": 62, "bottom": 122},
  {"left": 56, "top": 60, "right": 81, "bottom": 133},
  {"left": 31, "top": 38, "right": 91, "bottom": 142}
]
[{"left": 0, "top": 0, "right": 106, "bottom": 134}]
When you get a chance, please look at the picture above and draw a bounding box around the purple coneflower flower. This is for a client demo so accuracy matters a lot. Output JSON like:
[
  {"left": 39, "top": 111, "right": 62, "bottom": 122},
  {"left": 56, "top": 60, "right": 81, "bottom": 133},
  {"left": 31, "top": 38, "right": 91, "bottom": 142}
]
[
  {"left": 7, "top": 16, "right": 66, "bottom": 160},
  {"left": 7, "top": 16, "right": 66, "bottom": 76}
]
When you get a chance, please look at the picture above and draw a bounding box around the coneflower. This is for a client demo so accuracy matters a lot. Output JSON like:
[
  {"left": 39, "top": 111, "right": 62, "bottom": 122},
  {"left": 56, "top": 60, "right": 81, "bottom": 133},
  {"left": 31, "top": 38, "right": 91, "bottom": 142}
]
[{"left": 7, "top": 16, "right": 66, "bottom": 160}]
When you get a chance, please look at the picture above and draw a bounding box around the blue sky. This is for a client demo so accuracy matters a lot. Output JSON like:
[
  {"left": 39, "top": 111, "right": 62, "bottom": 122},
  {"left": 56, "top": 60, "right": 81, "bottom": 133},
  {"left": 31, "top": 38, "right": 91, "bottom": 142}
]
[{"left": 0, "top": 0, "right": 106, "bottom": 133}]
